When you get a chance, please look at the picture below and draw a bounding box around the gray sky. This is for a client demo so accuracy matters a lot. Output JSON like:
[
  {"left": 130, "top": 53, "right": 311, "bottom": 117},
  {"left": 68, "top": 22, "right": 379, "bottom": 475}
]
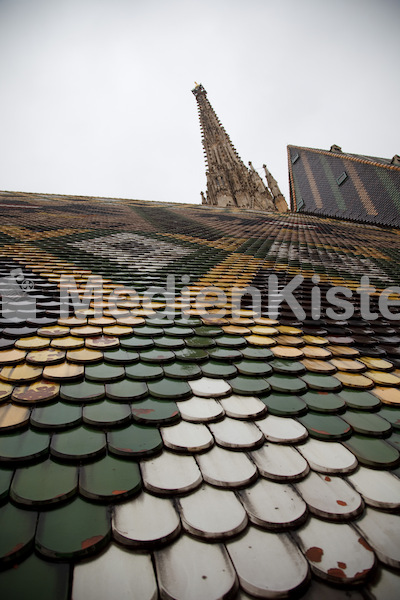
[{"left": 0, "top": 0, "right": 399, "bottom": 205}]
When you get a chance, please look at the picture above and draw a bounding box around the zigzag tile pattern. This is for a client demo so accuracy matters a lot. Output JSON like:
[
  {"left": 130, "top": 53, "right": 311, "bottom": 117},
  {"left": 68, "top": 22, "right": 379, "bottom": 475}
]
[
  {"left": 288, "top": 145, "right": 400, "bottom": 227},
  {"left": 1, "top": 191, "right": 400, "bottom": 598}
]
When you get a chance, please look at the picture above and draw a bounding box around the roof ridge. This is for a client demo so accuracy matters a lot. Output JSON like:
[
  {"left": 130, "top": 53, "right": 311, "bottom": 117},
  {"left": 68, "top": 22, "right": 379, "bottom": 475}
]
[{"left": 287, "top": 144, "right": 400, "bottom": 172}]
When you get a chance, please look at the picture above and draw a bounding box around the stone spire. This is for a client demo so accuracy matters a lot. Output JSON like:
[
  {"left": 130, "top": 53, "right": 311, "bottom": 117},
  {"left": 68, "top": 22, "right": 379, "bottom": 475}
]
[{"left": 192, "top": 83, "right": 277, "bottom": 211}]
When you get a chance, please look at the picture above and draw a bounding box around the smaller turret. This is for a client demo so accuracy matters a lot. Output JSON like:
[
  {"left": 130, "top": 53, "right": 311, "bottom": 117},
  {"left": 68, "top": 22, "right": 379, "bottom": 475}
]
[{"left": 263, "top": 164, "right": 288, "bottom": 212}]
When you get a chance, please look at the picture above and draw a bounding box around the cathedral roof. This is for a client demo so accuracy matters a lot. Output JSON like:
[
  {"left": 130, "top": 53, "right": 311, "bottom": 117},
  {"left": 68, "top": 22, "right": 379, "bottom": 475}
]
[
  {"left": 1, "top": 190, "right": 400, "bottom": 598},
  {"left": 288, "top": 145, "right": 400, "bottom": 228}
]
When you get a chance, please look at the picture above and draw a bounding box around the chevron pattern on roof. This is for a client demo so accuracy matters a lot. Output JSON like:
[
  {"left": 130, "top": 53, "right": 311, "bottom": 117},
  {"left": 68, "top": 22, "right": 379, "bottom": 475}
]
[{"left": 288, "top": 145, "right": 400, "bottom": 228}]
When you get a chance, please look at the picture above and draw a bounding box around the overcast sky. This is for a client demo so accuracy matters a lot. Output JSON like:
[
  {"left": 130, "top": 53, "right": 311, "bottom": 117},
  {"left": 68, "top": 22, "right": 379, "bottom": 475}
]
[{"left": 0, "top": 0, "right": 399, "bottom": 205}]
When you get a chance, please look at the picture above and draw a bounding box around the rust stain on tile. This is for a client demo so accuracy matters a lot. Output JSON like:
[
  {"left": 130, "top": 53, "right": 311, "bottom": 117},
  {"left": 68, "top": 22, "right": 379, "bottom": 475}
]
[
  {"left": 5, "top": 542, "right": 25, "bottom": 556},
  {"left": 354, "top": 568, "right": 372, "bottom": 579},
  {"left": 81, "top": 535, "right": 103, "bottom": 550},
  {"left": 305, "top": 546, "right": 323, "bottom": 562},
  {"left": 327, "top": 567, "right": 346, "bottom": 579},
  {"left": 358, "top": 537, "right": 373, "bottom": 552},
  {"left": 312, "top": 428, "right": 330, "bottom": 435}
]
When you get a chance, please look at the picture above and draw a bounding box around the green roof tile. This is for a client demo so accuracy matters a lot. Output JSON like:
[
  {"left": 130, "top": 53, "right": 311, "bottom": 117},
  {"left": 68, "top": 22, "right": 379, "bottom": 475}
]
[
  {"left": 148, "top": 378, "right": 192, "bottom": 400},
  {"left": 341, "top": 410, "right": 392, "bottom": 437},
  {"left": 105, "top": 379, "right": 148, "bottom": 402},
  {"left": 139, "top": 348, "right": 176, "bottom": 362},
  {"left": 83, "top": 400, "right": 132, "bottom": 427},
  {"left": 31, "top": 402, "right": 82, "bottom": 429},
  {"left": 260, "top": 392, "right": 307, "bottom": 416},
  {"left": 201, "top": 360, "right": 237, "bottom": 379},
  {"left": 300, "top": 373, "right": 343, "bottom": 392},
  {"left": 51, "top": 427, "right": 106, "bottom": 461},
  {"left": 131, "top": 397, "right": 180, "bottom": 425},
  {"left": 108, "top": 424, "right": 163, "bottom": 458},
  {"left": 79, "top": 454, "right": 141, "bottom": 501},
  {"left": 0, "top": 503, "right": 37, "bottom": 564},
  {"left": 0, "top": 467, "right": 13, "bottom": 501},
  {"left": 301, "top": 390, "right": 346, "bottom": 413},
  {"left": 0, "top": 430, "right": 50, "bottom": 463},
  {"left": 0, "top": 553, "right": 70, "bottom": 600},
  {"left": 125, "top": 362, "right": 164, "bottom": 380},
  {"left": 343, "top": 435, "right": 400, "bottom": 468},
  {"left": 236, "top": 359, "right": 273, "bottom": 376},
  {"left": 10, "top": 459, "right": 78, "bottom": 505},
  {"left": 85, "top": 363, "right": 125, "bottom": 383},
  {"left": 298, "top": 413, "right": 352, "bottom": 441},
  {"left": 268, "top": 374, "right": 308, "bottom": 394},
  {"left": 36, "top": 497, "right": 111, "bottom": 559},
  {"left": 338, "top": 388, "right": 381, "bottom": 410},
  {"left": 229, "top": 375, "right": 271, "bottom": 396}
]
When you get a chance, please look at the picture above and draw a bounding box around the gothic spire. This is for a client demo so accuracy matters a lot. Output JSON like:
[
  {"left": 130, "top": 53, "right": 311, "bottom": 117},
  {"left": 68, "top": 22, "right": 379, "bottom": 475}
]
[{"left": 192, "top": 83, "right": 285, "bottom": 211}]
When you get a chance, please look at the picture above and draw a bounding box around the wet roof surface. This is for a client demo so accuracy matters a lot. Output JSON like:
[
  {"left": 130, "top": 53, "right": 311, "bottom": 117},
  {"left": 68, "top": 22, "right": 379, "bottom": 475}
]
[{"left": 1, "top": 191, "right": 400, "bottom": 599}]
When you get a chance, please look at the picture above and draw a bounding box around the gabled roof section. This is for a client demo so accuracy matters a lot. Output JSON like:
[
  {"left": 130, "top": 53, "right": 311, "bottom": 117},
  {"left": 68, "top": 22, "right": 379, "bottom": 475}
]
[{"left": 288, "top": 144, "right": 400, "bottom": 227}]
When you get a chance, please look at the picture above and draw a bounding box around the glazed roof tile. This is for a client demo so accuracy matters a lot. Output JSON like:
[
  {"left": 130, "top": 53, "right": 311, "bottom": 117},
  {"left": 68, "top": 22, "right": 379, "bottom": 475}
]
[
  {"left": 2, "top": 190, "right": 400, "bottom": 597},
  {"left": 178, "top": 484, "right": 248, "bottom": 540},
  {"left": 288, "top": 145, "right": 400, "bottom": 228}
]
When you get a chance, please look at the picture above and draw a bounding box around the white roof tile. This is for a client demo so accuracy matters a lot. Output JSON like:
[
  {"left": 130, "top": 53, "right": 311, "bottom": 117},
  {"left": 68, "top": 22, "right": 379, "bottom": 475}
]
[
  {"left": 238, "top": 478, "right": 307, "bottom": 529},
  {"left": 141, "top": 451, "right": 202, "bottom": 495},
  {"left": 154, "top": 534, "right": 237, "bottom": 600},
  {"left": 113, "top": 492, "right": 180, "bottom": 546},
  {"left": 196, "top": 446, "right": 257, "bottom": 488},
  {"left": 226, "top": 526, "right": 309, "bottom": 598},
  {"left": 178, "top": 484, "right": 247, "bottom": 539},
  {"left": 72, "top": 543, "right": 157, "bottom": 600}
]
